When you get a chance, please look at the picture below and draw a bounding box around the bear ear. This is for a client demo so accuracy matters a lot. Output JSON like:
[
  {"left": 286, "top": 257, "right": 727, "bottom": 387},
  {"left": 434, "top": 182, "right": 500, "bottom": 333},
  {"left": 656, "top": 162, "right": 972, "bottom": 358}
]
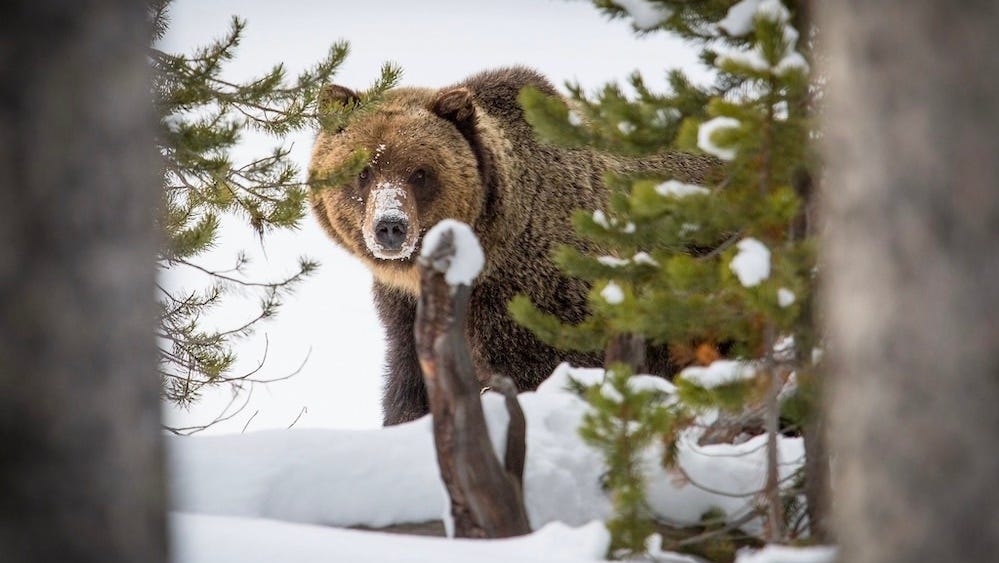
[
  {"left": 318, "top": 84, "right": 361, "bottom": 111},
  {"left": 430, "top": 87, "right": 476, "bottom": 126}
]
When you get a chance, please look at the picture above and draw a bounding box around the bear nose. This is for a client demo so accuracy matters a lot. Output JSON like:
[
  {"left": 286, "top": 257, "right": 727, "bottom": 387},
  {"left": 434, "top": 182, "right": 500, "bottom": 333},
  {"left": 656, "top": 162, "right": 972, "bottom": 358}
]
[{"left": 374, "top": 218, "right": 408, "bottom": 250}]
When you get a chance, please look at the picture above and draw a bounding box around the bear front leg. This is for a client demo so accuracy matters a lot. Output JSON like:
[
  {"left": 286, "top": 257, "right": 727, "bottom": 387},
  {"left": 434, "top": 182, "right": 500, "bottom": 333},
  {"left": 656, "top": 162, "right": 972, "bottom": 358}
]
[{"left": 373, "top": 282, "right": 429, "bottom": 425}]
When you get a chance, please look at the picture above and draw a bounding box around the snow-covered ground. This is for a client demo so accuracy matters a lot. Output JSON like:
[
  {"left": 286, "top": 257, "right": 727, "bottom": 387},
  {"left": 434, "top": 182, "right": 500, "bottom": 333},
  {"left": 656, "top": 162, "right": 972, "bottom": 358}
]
[
  {"left": 170, "top": 364, "right": 806, "bottom": 562},
  {"left": 172, "top": 514, "right": 611, "bottom": 563}
]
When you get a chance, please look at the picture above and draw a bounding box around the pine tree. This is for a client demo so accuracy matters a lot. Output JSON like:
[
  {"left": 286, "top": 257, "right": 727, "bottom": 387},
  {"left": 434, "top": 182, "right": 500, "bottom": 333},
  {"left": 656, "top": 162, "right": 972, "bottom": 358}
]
[
  {"left": 149, "top": 1, "right": 398, "bottom": 411},
  {"left": 512, "top": 0, "right": 821, "bottom": 556}
]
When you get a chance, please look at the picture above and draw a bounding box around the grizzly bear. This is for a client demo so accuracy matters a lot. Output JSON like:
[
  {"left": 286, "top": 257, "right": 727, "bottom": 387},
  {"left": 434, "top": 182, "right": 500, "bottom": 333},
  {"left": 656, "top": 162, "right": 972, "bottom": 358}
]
[{"left": 310, "top": 67, "right": 716, "bottom": 425}]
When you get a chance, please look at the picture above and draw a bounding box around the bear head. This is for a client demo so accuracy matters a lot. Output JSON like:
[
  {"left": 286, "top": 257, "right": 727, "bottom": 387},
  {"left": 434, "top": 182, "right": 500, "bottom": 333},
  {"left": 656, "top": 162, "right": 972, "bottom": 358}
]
[{"left": 309, "top": 86, "right": 488, "bottom": 295}]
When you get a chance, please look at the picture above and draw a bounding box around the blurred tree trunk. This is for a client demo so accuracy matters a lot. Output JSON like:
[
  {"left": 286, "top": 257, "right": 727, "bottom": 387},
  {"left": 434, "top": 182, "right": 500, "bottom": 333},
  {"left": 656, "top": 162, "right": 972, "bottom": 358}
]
[
  {"left": 821, "top": 3, "right": 999, "bottom": 562},
  {"left": 0, "top": 2, "right": 165, "bottom": 563}
]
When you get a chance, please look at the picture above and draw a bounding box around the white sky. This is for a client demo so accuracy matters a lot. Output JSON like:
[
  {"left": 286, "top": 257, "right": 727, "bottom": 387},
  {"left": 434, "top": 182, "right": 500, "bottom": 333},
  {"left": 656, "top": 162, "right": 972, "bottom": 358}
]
[{"left": 159, "top": 0, "right": 709, "bottom": 434}]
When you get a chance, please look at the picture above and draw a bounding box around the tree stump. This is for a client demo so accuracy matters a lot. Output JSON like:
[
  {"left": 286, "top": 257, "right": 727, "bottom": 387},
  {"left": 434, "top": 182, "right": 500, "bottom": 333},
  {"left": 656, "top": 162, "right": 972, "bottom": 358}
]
[{"left": 414, "top": 225, "right": 530, "bottom": 539}]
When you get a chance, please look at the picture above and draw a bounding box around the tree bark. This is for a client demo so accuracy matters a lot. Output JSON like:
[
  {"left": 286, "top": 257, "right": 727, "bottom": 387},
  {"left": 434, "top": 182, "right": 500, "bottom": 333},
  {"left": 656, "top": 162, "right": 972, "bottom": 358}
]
[
  {"left": 604, "top": 333, "right": 646, "bottom": 373},
  {"left": 0, "top": 2, "right": 165, "bottom": 563},
  {"left": 415, "top": 228, "right": 530, "bottom": 539},
  {"left": 801, "top": 405, "right": 831, "bottom": 542},
  {"left": 820, "top": 3, "right": 999, "bottom": 562}
]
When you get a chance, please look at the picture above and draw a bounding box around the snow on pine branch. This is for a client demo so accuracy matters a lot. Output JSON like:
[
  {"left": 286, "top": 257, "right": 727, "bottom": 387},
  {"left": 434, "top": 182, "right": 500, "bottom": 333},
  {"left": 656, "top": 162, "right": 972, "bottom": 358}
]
[
  {"left": 717, "top": 0, "right": 764, "bottom": 36},
  {"left": 679, "top": 359, "right": 757, "bottom": 389},
  {"left": 655, "top": 180, "right": 710, "bottom": 198},
  {"left": 715, "top": 0, "right": 809, "bottom": 75},
  {"left": 730, "top": 237, "right": 771, "bottom": 287},
  {"left": 601, "top": 281, "right": 625, "bottom": 304},
  {"left": 777, "top": 287, "right": 796, "bottom": 308},
  {"left": 697, "top": 116, "right": 741, "bottom": 161},
  {"left": 611, "top": 0, "right": 673, "bottom": 31},
  {"left": 597, "top": 252, "right": 659, "bottom": 268}
]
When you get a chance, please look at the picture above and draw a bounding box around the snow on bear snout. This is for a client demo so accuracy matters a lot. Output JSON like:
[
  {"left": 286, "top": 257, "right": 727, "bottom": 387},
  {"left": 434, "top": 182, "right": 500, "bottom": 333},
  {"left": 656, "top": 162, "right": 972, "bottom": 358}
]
[{"left": 363, "top": 181, "right": 420, "bottom": 260}]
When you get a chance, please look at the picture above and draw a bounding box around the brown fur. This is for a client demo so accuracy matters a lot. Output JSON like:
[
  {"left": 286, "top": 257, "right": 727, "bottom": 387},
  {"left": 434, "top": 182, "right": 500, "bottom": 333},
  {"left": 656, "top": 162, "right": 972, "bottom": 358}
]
[{"left": 309, "top": 67, "right": 717, "bottom": 425}]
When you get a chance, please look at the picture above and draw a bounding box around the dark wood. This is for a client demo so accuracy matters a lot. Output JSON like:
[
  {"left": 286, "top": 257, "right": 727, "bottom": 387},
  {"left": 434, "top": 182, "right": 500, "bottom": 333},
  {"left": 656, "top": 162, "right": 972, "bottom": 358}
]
[
  {"left": 821, "top": 2, "right": 999, "bottom": 561},
  {"left": 802, "top": 409, "right": 831, "bottom": 542},
  {"left": 351, "top": 521, "right": 447, "bottom": 537},
  {"left": 486, "top": 374, "right": 527, "bottom": 491},
  {"left": 414, "top": 228, "right": 531, "bottom": 539},
  {"left": 604, "top": 333, "right": 646, "bottom": 373},
  {"left": 0, "top": 2, "right": 165, "bottom": 562}
]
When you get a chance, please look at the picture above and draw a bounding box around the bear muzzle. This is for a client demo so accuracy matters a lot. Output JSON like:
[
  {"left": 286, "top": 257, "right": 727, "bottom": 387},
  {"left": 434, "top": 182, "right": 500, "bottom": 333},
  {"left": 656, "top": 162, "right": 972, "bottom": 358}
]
[
  {"left": 374, "top": 217, "right": 409, "bottom": 251},
  {"left": 363, "top": 182, "right": 420, "bottom": 260}
]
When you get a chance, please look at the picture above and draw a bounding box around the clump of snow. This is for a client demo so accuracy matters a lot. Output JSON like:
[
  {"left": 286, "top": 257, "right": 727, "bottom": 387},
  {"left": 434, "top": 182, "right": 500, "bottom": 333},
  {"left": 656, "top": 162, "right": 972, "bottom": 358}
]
[
  {"left": 679, "top": 359, "right": 758, "bottom": 389},
  {"left": 735, "top": 544, "right": 838, "bottom": 563},
  {"left": 172, "top": 513, "right": 612, "bottom": 563},
  {"left": 719, "top": 49, "right": 771, "bottom": 74},
  {"left": 597, "top": 255, "right": 630, "bottom": 268},
  {"left": 777, "top": 287, "right": 796, "bottom": 307},
  {"left": 678, "top": 222, "right": 700, "bottom": 237},
  {"left": 774, "top": 51, "right": 809, "bottom": 75},
  {"left": 592, "top": 209, "right": 610, "bottom": 228},
  {"left": 655, "top": 179, "right": 710, "bottom": 198},
  {"left": 597, "top": 254, "right": 659, "bottom": 268},
  {"left": 600, "top": 383, "right": 624, "bottom": 403},
  {"left": 618, "top": 120, "right": 636, "bottom": 134},
  {"left": 755, "top": 0, "right": 789, "bottom": 22},
  {"left": 601, "top": 281, "right": 624, "bottom": 304},
  {"left": 730, "top": 238, "right": 771, "bottom": 287},
  {"left": 773, "top": 99, "right": 790, "bottom": 121},
  {"left": 625, "top": 374, "right": 677, "bottom": 395},
  {"left": 773, "top": 335, "right": 795, "bottom": 362},
  {"left": 652, "top": 107, "right": 681, "bottom": 126},
  {"left": 420, "top": 219, "right": 485, "bottom": 287},
  {"left": 612, "top": 0, "right": 673, "bottom": 30},
  {"left": 697, "top": 116, "right": 740, "bottom": 161},
  {"left": 716, "top": 0, "right": 810, "bottom": 76},
  {"left": 591, "top": 209, "right": 635, "bottom": 234},
  {"left": 633, "top": 252, "right": 658, "bottom": 266},
  {"left": 717, "top": 0, "right": 763, "bottom": 36}
]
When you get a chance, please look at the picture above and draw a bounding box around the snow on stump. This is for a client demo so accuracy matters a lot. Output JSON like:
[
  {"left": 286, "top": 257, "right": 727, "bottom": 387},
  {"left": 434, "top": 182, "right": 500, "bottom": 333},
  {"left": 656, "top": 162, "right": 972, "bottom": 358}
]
[{"left": 414, "top": 219, "right": 530, "bottom": 539}]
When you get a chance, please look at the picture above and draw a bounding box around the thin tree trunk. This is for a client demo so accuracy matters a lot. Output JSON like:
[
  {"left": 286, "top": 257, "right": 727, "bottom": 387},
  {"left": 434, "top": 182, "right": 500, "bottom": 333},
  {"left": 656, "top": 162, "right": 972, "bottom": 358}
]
[
  {"left": 762, "top": 367, "right": 785, "bottom": 543},
  {"left": 821, "top": 3, "right": 999, "bottom": 562},
  {"left": 0, "top": 2, "right": 165, "bottom": 562},
  {"left": 801, "top": 405, "right": 831, "bottom": 542},
  {"left": 604, "top": 333, "right": 646, "bottom": 373}
]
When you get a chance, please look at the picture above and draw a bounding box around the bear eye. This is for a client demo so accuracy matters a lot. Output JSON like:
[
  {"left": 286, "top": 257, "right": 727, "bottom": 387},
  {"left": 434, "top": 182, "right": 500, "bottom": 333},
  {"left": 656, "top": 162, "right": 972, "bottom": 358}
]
[
  {"left": 410, "top": 168, "right": 427, "bottom": 185},
  {"left": 358, "top": 167, "right": 371, "bottom": 183}
]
